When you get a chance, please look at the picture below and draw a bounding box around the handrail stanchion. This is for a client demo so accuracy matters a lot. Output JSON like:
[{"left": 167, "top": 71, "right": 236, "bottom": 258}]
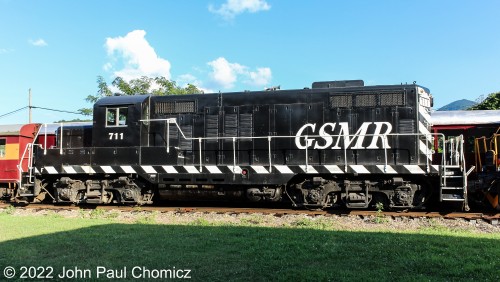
[
  {"left": 305, "top": 136, "right": 309, "bottom": 173},
  {"left": 166, "top": 119, "right": 170, "bottom": 153},
  {"left": 383, "top": 135, "right": 388, "bottom": 172},
  {"left": 426, "top": 134, "right": 430, "bottom": 173},
  {"left": 199, "top": 138, "right": 202, "bottom": 172},
  {"left": 268, "top": 136, "right": 272, "bottom": 173},
  {"left": 44, "top": 123, "right": 47, "bottom": 155},
  {"left": 59, "top": 122, "right": 63, "bottom": 155},
  {"left": 344, "top": 135, "right": 348, "bottom": 172},
  {"left": 233, "top": 137, "right": 236, "bottom": 174}
]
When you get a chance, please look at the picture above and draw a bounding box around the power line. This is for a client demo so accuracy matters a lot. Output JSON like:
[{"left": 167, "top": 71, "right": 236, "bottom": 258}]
[
  {"left": 0, "top": 106, "right": 28, "bottom": 119},
  {"left": 0, "top": 105, "right": 83, "bottom": 120},
  {"left": 31, "top": 106, "right": 82, "bottom": 115}
]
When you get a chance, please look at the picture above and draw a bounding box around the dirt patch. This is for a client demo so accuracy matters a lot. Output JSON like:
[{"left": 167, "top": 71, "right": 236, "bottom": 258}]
[{"left": 2, "top": 207, "right": 499, "bottom": 234}]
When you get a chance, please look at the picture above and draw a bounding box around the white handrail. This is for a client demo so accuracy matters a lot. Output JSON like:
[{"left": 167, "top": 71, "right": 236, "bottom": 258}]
[{"left": 141, "top": 118, "right": 446, "bottom": 175}]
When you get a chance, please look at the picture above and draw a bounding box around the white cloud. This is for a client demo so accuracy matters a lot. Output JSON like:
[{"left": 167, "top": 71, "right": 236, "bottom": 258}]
[
  {"left": 207, "top": 57, "right": 272, "bottom": 89},
  {"left": 29, "top": 39, "right": 47, "bottom": 47},
  {"left": 104, "top": 30, "right": 171, "bottom": 81},
  {"left": 0, "top": 48, "right": 9, "bottom": 54},
  {"left": 247, "top": 67, "right": 272, "bottom": 86},
  {"left": 102, "top": 30, "right": 271, "bottom": 92},
  {"left": 209, "top": 0, "right": 270, "bottom": 19},
  {"left": 208, "top": 57, "right": 246, "bottom": 89}
]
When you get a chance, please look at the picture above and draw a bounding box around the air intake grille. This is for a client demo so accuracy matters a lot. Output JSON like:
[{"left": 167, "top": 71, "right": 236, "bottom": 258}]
[
  {"left": 399, "top": 119, "right": 415, "bottom": 133},
  {"left": 155, "top": 101, "right": 196, "bottom": 114},
  {"left": 239, "top": 114, "right": 253, "bottom": 139},
  {"left": 205, "top": 115, "right": 218, "bottom": 142}
]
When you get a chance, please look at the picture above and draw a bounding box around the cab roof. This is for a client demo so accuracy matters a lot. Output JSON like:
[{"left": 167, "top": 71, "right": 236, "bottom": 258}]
[{"left": 95, "top": 94, "right": 151, "bottom": 106}]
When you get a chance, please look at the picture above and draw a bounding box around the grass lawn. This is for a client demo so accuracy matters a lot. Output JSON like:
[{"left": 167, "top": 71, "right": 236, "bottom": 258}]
[{"left": 0, "top": 209, "right": 499, "bottom": 281}]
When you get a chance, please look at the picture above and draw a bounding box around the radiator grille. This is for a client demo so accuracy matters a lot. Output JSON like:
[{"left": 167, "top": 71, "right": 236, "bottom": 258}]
[
  {"left": 330, "top": 95, "right": 352, "bottom": 108},
  {"left": 356, "top": 94, "right": 377, "bottom": 107},
  {"left": 380, "top": 92, "right": 405, "bottom": 106}
]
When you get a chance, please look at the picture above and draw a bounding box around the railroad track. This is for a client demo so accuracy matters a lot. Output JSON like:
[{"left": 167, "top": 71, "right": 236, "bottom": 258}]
[{"left": 2, "top": 202, "right": 499, "bottom": 225}]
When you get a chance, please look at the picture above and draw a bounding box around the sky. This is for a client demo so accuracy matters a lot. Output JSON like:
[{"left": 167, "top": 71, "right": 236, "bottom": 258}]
[{"left": 1, "top": 0, "right": 499, "bottom": 124}]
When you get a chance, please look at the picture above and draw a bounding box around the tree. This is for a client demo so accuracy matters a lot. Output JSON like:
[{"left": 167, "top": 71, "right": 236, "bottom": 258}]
[
  {"left": 79, "top": 76, "right": 203, "bottom": 116},
  {"left": 468, "top": 91, "right": 500, "bottom": 110}
]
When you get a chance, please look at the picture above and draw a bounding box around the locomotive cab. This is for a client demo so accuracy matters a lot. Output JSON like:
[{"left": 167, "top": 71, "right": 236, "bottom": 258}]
[{"left": 92, "top": 95, "right": 149, "bottom": 147}]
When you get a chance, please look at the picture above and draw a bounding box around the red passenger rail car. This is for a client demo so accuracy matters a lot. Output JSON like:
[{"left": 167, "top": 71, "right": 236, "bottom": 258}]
[
  {"left": 0, "top": 123, "right": 55, "bottom": 199},
  {"left": 432, "top": 110, "right": 500, "bottom": 210}
]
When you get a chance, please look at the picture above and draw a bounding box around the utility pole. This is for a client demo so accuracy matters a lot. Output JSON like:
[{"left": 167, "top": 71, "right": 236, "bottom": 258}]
[{"left": 28, "top": 88, "right": 32, "bottom": 123}]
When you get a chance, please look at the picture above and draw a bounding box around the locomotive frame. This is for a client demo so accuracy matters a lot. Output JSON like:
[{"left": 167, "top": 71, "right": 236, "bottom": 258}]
[{"left": 14, "top": 80, "right": 469, "bottom": 210}]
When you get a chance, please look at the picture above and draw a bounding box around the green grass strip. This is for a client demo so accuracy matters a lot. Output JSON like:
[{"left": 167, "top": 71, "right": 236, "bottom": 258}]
[{"left": 0, "top": 213, "right": 499, "bottom": 281}]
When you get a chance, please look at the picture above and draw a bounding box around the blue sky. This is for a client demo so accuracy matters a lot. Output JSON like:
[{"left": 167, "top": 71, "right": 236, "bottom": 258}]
[{"left": 1, "top": 0, "right": 499, "bottom": 124}]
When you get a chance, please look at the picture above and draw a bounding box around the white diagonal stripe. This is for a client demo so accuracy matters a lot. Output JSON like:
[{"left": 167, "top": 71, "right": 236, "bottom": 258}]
[
  {"left": 419, "top": 105, "right": 431, "bottom": 124},
  {"left": 274, "top": 165, "right": 294, "bottom": 174},
  {"left": 432, "top": 165, "right": 439, "bottom": 173},
  {"left": 404, "top": 165, "right": 425, "bottom": 174},
  {"left": 184, "top": 166, "right": 200, "bottom": 174},
  {"left": 44, "top": 166, "right": 58, "bottom": 174},
  {"left": 228, "top": 166, "right": 242, "bottom": 174},
  {"left": 419, "top": 140, "right": 432, "bottom": 160},
  {"left": 142, "top": 166, "right": 157, "bottom": 174},
  {"left": 300, "top": 165, "right": 318, "bottom": 173},
  {"left": 81, "top": 166, "right": 96, "bottom": 174},
  {"left": 101, "top": 166, "right": 116, "bottom": 174},
  {"left": 350, "top": 165, "right": 370, "bottom": 174},
  {"left": 206, "top": 166, "right": 223, "bottom": 174},
  {"left": 121, "top": 166, "right": 136, "bottom": 174},
  {"left": 376, "top": 165, "right": 397, "bottom": 174},
  {"left": 162, "top": 166, "right": 178, "bottom": 173},
  {"left": 324, "top": 165, "right": 344, "bottom": 174},
  {"left": 63, "top": 166, "right": 77, "bottom": 174},
  {"left": 252, "top": 166, "right": 269, "bottom": 174},
  {"left": 418, "top": 121, "right": 431, "bottom": 136}
]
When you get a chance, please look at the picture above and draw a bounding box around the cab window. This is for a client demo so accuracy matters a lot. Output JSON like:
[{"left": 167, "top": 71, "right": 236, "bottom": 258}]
[
  {"left": 106, "top": 107, "right": 128, "bottom": 127},
  {"left": 0, "top": 139, "right": 5, "bottom": 158}
]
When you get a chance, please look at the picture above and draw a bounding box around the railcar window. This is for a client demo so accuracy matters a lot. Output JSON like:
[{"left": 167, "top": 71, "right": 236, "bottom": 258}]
[
  {"left": 0, "top": 139, "right": 5, "bottom": 158},
  {"left": 106, "top": 107, "right": 128, "bottom": 127}
]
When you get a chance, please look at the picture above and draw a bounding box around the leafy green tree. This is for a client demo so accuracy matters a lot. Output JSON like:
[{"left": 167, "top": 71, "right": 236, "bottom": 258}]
[
  {"left": 468, "top": 91, "right": 500, "bottom": 110},
  {"left": 78, "top": 76, "right": 203, "bottom": 115}
]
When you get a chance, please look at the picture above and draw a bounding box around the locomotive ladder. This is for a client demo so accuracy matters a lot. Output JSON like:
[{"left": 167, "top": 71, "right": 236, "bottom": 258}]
[
  {"left": 16, "top": 124, "right": 54, "bottom": 200},
  {"left": 439, "top": 135, "right": 474, "bottom": 211}
]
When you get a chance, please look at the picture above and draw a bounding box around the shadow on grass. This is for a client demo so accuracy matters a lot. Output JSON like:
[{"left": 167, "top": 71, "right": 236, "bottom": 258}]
[{"left": 0, "top": 220, "right": 499, "bottom": 281}]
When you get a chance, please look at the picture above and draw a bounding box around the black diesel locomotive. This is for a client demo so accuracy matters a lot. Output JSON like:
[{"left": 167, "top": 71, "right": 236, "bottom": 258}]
[{"left": 18, "top": 80, "right": 468, "bottom": 209}]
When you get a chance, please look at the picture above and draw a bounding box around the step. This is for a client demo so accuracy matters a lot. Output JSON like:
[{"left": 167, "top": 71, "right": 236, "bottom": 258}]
[
  {"left": 441, "top": 187, "right": 464, "bottom": 190},
  {"left": 443, "top": 165, "right": 461, "bottom": 168},
  {"left": 441, "top": 194, "right": 465, "bottom": 201}
]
